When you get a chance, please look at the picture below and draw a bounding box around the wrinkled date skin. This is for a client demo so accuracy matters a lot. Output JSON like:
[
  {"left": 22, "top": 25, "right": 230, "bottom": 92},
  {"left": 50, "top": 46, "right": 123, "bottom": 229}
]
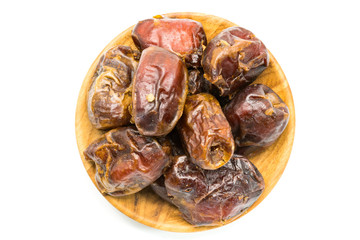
[
  {"left": 83, "top": 126, "right": 170, "bottom": 196},
  {"left": 87, "top": 46, "right": 139, "bottom": 129},
  {"left": 224, "top": 84, "right": 289, "bottom": 149},
  {"left": 164, "top": 155, "right": 265, "bottom": 226},
  {"left": 132, "top": 17, "right": 207, "bottom": 67},
  {"left": 132, "top": 46, "right": 188, "bottom": 136},
  {"left": 187, "top": 69, "right": 213, "bottom": 95},
  {"left": 202, "top": 27, "right": 269, "bottom": 96},
  {"left": 177, "top": 93, "right": 235, "bottom": 170}
]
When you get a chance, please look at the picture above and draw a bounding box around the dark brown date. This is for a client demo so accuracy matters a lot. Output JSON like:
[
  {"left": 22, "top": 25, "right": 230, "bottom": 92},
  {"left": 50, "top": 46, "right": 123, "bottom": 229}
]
[
  {"left": 87, "top": 46, "right": 139, "bottom": 129},
  {"left": 202, "top": 27, "right": 269, "bottom": 96},
  {"left": 164, "top": 155, "right": 265, "bottom": 226},
  {"left": 132, "top": 46, "right": 188, "bottom": 136},
  {"left": 224, "top": 84, "right": 289, "bottom": 149},
  {"left": 83, "top": 126, "right": 170, "bottom": 196},
  {"left": 132, "top": 17, "right": 207, "bottom": 67},
  {"left": 187, "top": 68, "right": 213, "bottom": 95},
  {"left": 177, "top": 93, "right": 235, "bottom": 170}
]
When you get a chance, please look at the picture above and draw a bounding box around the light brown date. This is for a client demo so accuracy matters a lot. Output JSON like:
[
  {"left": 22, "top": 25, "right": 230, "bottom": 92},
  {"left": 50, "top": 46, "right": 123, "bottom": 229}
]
[
  {"left": 87, "top": 46, "right": 139, "bottom": 129},
  {"left": 177, "top": 93, "right": 235, "bottom": 170}
]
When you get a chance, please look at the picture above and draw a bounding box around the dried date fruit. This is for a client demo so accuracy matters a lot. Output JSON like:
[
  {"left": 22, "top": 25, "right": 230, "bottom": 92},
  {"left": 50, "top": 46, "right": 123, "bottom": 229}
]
[
  {"left": 132, "top": 46, "right": 188, "bottom": 136},
  {"left": 177, "top": 93, "right": 235, "bottom": 170},
  {"left": 83, "top": 126, "right": 170, "bottom": 196},
  {"left": 224, "top": 84, "right": 289, "bottom": 148},
  {"left": 87, "top": 46, "right": 139, "bottom": 129},
  {"left": 187, "top": 68, "right": 213, "bottom": 95},
  {"left": 132, "top": 17, "right": 207, "bottom": 67},
  {"left": 164, "top": 155, "right": 265, "bottom": 226},
  {"left": 202, "top": 27, "right": 269, "bottom": 96}
]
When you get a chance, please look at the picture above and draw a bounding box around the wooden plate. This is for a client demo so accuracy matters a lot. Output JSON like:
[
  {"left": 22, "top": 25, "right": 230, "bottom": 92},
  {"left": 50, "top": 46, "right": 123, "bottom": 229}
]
[{"left": 75, "top": 12, "right": 295, "bottom": 232}]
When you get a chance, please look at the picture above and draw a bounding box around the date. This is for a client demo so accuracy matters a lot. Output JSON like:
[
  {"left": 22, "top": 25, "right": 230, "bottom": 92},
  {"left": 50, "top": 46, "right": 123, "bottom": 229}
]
[
  {"left": 132, "top": 17, "right": 207, "bottom": 67},
  {"left": 87, "top": 46, "right": 139, "bottom": 129},
  {"left": 83, "top": 126, "right": 170, "bottom": 196},
  {"left": 164, "top": 155, "right": 265, "bottom": 226},
  {"left": 132, "top": 46, "right": 188, "bottom": 136},
  {"left": 177, "top": 93, "right": 235, "bottom": 170},
  {"left": 202, "top": 27, "right": 269, "bottom": 96},
  {"left": 224, "top": 84, "right": 289, "bottom": 149}
]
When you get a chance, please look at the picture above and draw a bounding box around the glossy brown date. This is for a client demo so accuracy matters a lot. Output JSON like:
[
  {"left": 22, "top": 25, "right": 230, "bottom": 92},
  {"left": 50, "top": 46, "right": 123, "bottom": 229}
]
[
  {"left": 132, "top": 17, "right": 207, "bottom": 67},
  {"left": 164, "top": 155, "right": 265, "bottom": 226},
  {"left": 224, "top": 84, "right": 289, "bottom": 149},
  {"left": 83, "top": 126, "right": 170, "bottom": 196},
  {"left": 177, "top": 93, "right": 235, "bottom": 170},
  {"left": 202, "top": 27, "right": 269, "bottom": 96},
  {"left": 87, "top": 46, "right": 139, "bottom": 129},
  {"left": 132, "top": 46, "right": 188, "bottom": 136}
]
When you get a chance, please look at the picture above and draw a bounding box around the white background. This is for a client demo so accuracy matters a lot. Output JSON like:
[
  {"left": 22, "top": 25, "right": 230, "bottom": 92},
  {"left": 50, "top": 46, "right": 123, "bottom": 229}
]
[{"left": 1, "top": 0, "right": 359, "bottom": 239}]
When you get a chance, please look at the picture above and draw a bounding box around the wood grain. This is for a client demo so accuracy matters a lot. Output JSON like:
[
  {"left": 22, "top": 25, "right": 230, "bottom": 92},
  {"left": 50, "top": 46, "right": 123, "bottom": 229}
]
[{"left": 75, "top": 12, "right": 295, "bottom": 232}]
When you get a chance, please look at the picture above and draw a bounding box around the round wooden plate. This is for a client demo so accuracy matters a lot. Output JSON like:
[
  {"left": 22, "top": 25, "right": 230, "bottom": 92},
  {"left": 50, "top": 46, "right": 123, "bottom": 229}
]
[{"left": 75, "top": 12, "right": 295, "bottom": 232}]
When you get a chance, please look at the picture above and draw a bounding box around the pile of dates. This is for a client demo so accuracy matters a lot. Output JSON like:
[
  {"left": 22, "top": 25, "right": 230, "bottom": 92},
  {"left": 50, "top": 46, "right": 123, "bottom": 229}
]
[{"left": 84, "top": 16, "right": 290, "bottom": 226}]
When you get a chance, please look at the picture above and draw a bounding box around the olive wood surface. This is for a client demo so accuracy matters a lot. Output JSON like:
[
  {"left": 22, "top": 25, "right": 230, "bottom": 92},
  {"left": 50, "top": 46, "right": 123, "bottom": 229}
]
[{"left": 75, "top": 12, "right": 295, "bottom": 232}]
